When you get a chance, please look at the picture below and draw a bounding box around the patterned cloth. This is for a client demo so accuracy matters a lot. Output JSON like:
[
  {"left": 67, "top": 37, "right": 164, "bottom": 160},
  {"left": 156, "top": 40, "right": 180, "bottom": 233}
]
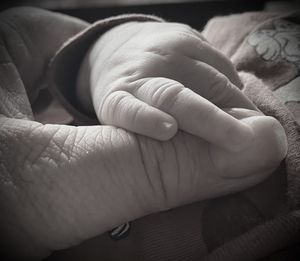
[
  {"left": 248, "top": 18, "right": 300, "bottom": 124},
  {"left": 206, "top": 12, "right": 300, "bottom": 124}
]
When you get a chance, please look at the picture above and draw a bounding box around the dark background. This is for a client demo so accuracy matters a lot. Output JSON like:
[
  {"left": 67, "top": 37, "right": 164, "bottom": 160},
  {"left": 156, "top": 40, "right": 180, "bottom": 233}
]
[{"left": 0, "top": 0, "right": 298, "bottom": 30}]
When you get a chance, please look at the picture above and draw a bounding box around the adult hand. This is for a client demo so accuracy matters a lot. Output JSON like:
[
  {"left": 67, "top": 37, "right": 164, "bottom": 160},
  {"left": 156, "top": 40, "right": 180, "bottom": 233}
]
[
  {"left": 76, "top": 21, "right": 257, "bottom": 151},
  {"left": 0, "top": 7, "right": 287, "bottom": 260}
]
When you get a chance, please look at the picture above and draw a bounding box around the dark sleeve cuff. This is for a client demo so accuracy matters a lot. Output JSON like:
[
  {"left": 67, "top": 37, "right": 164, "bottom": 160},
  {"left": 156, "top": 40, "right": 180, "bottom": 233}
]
[{"left": 48, "top": 14, "right": 164, "bottom": 125}]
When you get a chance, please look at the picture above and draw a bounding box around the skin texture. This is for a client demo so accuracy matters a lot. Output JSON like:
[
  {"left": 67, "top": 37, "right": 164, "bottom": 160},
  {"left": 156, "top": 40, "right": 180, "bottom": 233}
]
[
  {"left": 0, "top": 7, "right": 287, "bottom": 260},
  {"left": 76, "top": 21, "right": 259, "bottom": 152}
]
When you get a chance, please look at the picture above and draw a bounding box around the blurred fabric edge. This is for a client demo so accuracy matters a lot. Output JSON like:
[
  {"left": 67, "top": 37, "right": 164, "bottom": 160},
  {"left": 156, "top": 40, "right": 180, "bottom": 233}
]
[
  {"left": 2, "top": 0, "right": 298, "bottom": 11},
  {"left": 0, "top": 0, "right": 259, "bottom": 10},
  {"left": 0, "top": 1, "right": 299, "bottom": 16},
  {"left": 265, "top": 0, "right": 300, "bottom": 12}
]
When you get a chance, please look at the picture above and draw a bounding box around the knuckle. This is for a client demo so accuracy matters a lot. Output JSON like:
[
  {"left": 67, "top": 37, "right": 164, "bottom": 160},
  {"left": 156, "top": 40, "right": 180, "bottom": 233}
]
[
  {"left": 145, "top": 30, "right": 196, "bottom": 55},
  {"left": 200, "top": 104, "right": 220, "bottom": 130},
  {"left": 131, "top": 105, "right": 145, "bottom": 127},
  {"left": 150, "top": 79, "right": 185, "bottom": 109},
  {"left": 100, "top": 91, "right": 128, "bottom": 123},
  {"left": 178, "top": 23, "right": 194, "bottom": 32},
  {"left": 207, "top": 72, "right": 231, "bottom": 102},
  {"left": 168, "top": 33, "right": 195, "bottom": 52}
]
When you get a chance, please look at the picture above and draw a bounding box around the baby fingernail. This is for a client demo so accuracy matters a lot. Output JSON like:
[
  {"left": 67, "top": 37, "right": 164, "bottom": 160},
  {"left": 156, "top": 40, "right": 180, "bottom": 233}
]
[
  {"left": 162, "top": 121, "right": 174, "bottom": 130},
  {"left": 156, "top": 119, "right": 177, "bottom": 140}
]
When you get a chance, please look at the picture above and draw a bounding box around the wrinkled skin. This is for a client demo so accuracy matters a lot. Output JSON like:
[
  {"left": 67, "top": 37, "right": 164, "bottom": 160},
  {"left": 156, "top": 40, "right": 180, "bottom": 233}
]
[
  {"left": 77, "top": 21, "right": 257, "bottom": 150},
  {"left": 0, "top": 7, "right": 287, "bottom": 260}
]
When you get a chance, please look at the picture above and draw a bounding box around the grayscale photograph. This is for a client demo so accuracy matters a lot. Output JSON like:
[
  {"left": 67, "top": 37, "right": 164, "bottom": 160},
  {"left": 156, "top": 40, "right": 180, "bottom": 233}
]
[{"left": 0, "top": 0, "right": 299, "bottom": 260}]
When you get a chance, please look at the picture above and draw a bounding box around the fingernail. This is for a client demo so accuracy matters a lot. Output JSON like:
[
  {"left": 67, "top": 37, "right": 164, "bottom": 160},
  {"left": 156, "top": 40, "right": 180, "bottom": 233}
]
[
  {"left": 227, "top": 122, "right": 255, "bottom": 152},
  {"left": 162, "top": 121, "right": 174, "bottom": 130},
  {"left": 157, "top": 119, "right": 177, "bottom": 140}
]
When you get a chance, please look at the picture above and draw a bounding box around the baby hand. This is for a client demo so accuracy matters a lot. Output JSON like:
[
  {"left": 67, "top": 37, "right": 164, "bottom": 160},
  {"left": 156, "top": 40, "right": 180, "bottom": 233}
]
[{"left": 77, "top": 21, "right": 256, "bottom": 151}]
